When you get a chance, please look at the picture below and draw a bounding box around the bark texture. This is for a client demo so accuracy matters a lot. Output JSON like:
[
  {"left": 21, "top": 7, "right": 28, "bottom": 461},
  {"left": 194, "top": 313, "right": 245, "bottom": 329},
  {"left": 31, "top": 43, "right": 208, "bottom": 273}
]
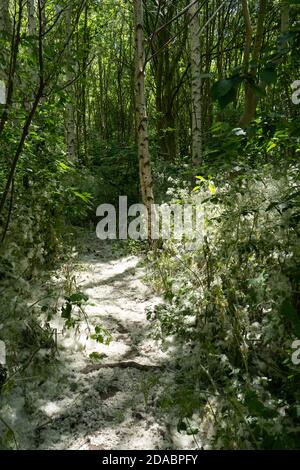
[
  {"left": 65, "top": 5, "right": 77, "bottom": 162},
  {"left": 134, "top": 0, "right": 154, "bottom": 242},
  {"left": 239, "top": 0, "right": 267, "bottom": 127},
  {"left": 189, "top": 1, "right": 203, "bottom": 166}
]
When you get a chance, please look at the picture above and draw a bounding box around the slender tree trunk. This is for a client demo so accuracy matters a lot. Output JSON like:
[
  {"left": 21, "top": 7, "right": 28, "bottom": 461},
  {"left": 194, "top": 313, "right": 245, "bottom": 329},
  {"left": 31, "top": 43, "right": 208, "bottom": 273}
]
[
  {"left": 65, "top": 5, "right": 77, "bottom": 162},
  {"left": 25, "top": 0, "right": 38, "bottom": 111},
  {"left": 281, "top": 0, "right": 289, "bottom": 34},
  {"left": 79, "top": 2, "right": 88, "bottom": 162},
  {"left": 0, "top": 0, "right": 23, "bottom": 138},
  {"left": 146, "top": 4, "right": 181, "bottom": 161},
  {"left": 0, "top": 0, "right": 45, "bottom": 224},
  {"left": 0, "top": 83, "right": 44, "bottom": 221},
  {"left": 134, "top": 0, "right": 154, "bottom": 242},
  {"left": 239, "top": 0, "right": 267, "bottom": 127},
  {"left": 239, "top": 0, "right": 253, "bottom": 128},
  {"left": 241, "top": 0, "right": 252, "bottom": 68},
  {"left": 27, "top": 0, "right": 36, "bottom": 35},
  {"left": 189, "top": 1, "right": 203, "bottom": 166},
  {"left": 0, "top": 0, "right": 11, "bottom": 104}
]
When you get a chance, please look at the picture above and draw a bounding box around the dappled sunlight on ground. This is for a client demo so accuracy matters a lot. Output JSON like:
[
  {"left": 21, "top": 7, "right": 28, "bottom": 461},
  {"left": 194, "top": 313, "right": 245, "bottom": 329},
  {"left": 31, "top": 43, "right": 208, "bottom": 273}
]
[{"left": 27, "top": 232, "right": 197, "bottom": 450}]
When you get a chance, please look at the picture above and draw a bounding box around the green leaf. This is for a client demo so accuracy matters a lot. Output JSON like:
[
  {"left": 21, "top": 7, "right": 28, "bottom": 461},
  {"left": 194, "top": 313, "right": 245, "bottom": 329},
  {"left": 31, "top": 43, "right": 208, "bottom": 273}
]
[
  {"left": 56, "top": 161, "right": 71, "bottom": 173},
  {"left": 177, "top": 419, "right": 187, "bottom": 433},
  {"left": 89, "top": 352, "right": 104, "bottom": 361},
  {"left": 208, "top": 182, "right": 216, "bottom": 195},
  {"left": 186, "top": 428, "right": 199, "bottom": 436},
  {"left": 61, "top": 302, "right": 72, "bottom": 320},
  {"left": 218, "top": 86, "right": 237, "bottom": 108},
  {"left": 280, "top": 299, "right": 300, "bottom": 337},
  {"left": 244, "top": 390, "right": 277, "bottom": 418},
  {"left": 248, "top": 80, "right": 266, "bottom": 97},
  {"left": 266, "top": 140, "right": 277, "bottom": 152},
  {"left": 91, "top": 324, "right": 112, "bottom": 345},
  {"left": 261, "top": 67, "right": 277, "bottom": 85},
  {"left": 68, "top": 292, "right": 88, "bottom": 304},
  {"left": 211, "top": 79, "right": 233, "bottom": 99},
  {"left": 72, "top": 190, "right": 92, "bottom": 203}
]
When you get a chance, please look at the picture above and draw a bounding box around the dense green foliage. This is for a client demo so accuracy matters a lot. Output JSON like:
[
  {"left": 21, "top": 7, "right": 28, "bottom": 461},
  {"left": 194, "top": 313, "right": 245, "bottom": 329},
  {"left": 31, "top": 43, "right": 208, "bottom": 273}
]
[
  {"left": 147, "top": 138, "right": 300, "bottom": 449},
  {"left": 0, "top": 0, "right": 299, "bottom": 450}
]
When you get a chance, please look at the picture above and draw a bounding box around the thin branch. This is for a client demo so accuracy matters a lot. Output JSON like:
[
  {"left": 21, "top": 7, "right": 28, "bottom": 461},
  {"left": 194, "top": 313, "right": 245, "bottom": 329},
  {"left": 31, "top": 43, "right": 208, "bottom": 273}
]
[
  {"left": 0, "top": 415, "right": 19, "bottom": 449},
  {"left": 146, "top": 0, "right": 199, "bottom": 42}
]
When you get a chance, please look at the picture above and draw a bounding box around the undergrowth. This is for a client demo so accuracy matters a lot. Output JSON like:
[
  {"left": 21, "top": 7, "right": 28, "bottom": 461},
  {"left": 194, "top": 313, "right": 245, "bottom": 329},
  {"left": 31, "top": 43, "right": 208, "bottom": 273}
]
[{"left": 146, "top": 162, "right": 300, "bottom": 449}]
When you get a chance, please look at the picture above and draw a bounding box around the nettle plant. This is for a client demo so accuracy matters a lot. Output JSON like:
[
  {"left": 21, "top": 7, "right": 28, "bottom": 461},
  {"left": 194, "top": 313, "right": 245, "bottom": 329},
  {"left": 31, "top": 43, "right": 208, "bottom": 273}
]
[
  {"left": 61, "top": 291, "right": 112, "bottom": 347},
  {"left": 146, "top": 164, "right": 300, "bottom": 449}
]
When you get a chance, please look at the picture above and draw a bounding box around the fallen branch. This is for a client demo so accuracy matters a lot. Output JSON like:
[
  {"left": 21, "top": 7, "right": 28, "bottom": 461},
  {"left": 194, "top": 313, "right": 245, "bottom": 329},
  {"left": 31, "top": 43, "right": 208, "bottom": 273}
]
[{"left": 81, "top": 361, "right": 165, "bottom": 374}]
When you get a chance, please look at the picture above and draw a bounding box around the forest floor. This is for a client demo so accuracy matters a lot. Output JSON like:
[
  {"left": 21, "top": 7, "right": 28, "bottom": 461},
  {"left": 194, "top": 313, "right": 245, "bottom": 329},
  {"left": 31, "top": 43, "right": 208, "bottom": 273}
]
[{"left": 23, "top": 231, "right": 196, "bottom": 450}]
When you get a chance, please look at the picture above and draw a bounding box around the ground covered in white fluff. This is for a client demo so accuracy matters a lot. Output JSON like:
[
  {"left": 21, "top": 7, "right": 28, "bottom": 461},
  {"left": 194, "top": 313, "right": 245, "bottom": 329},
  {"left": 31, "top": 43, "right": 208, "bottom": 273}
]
[{"left": 12, "top": 232, "right": 196, "bottom": 450}]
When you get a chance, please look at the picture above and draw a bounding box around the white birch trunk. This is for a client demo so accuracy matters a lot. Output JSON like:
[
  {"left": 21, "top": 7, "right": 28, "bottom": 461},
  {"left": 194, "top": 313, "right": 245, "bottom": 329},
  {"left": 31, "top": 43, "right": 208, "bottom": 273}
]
[
  {"left": 24, "top": 0, "right": 37, "bottom": 111},
  {"left": 134, "top": 0, "right": 154, "bottom": 242},
  {"left": 65, "top": 5, "right": 76, "bottom": 162},
  {"left": 189, "top": 1, "right": 203, "bottom": 166},
  {"left": 0, "top": 0, "right": 11, "bottom": 85},
  {"left": 27, "top": 0, "right": 36, "bottom": 35}
]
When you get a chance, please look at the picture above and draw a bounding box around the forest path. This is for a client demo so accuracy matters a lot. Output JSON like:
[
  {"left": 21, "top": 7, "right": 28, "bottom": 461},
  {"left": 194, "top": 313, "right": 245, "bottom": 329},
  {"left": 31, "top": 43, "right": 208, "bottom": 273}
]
[{"left": 34, "top": 232, "right": 194, "bottom": 450}]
